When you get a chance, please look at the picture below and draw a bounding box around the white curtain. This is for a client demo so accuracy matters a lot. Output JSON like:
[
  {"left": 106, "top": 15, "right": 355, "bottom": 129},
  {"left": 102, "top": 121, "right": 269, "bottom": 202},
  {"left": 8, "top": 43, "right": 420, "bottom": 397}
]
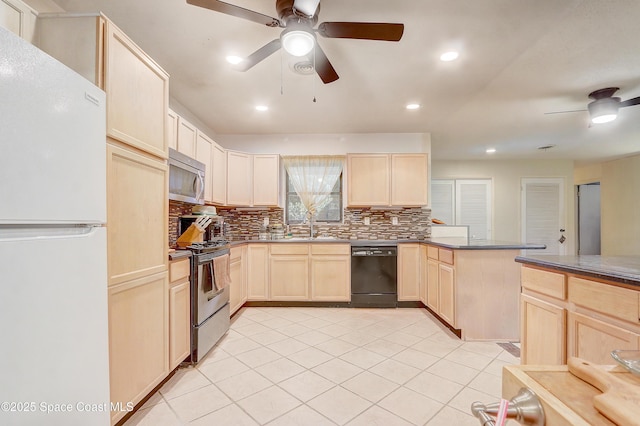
[{"left": 283, "top": 155, "right": 344, "bottom": 218}]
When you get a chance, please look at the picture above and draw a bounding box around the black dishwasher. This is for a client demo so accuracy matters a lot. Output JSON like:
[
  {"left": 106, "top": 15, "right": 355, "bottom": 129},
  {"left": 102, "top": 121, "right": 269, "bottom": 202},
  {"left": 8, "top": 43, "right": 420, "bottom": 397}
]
[{"left": 351, "top": 246, "right": 397, "bottom": 307}]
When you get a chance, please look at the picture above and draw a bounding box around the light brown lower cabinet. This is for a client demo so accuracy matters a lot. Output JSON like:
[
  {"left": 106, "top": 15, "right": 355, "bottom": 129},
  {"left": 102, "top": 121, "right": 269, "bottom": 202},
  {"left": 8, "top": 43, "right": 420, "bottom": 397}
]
[
  {"left": 426, "top": 258, "right": 439, "bottom": 311},
  {"left": 270, "top": 255, "right": 310, "bottom": 300},
  {"left": 247, "top": 244, "right": 269, "bottom": 300},
  {"left": 168, "top": 258, "right": 190, "bottom": 370},
  {"left": 108, "top": 272, "right": 168, "bottom": 424},
  {"left": 520, "top": 293, "right": 566, "bottom": 365},
  {"left": 310, "top": 243, "right": 350, "bottom": 301},
  {"left": 438, "top": 263, "right": 455, "bottom": 326},
  {"left": 398, "top": 244, "right": 421, "bottom": 301},
  {"left": 229, "top": 246, "right": 247, "bottom": 315},
  {"left": 520, "top": 263, "right": 640, "bottom": 365}
]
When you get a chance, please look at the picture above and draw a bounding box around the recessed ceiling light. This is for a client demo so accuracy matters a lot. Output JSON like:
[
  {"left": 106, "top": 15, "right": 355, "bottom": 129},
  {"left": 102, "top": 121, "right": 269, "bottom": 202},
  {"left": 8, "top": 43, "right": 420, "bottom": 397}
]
[
  {"left": 255, "top": 105, "right": 269, "bottom": 112},
  {"left": 406, "top": 103, "right": 421, "bottom": 110},
  {"left": 226, "top": 55, "right": 243, "bottom": 65},
  {"left": 440, "top": 51, "right": 459, "bottom": 62},
  {"left": 486, "top": 148, "right": 496, "bottom": 154}
]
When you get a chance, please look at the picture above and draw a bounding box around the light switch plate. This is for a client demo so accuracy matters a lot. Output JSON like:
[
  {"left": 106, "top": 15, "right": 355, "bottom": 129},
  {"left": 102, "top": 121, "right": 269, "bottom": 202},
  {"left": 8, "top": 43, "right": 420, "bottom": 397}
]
[
  {"left": 364, "top": 217, "right": 370, "bottom": 225},
  {"left": 392, "top": 217, "right": 398, "bottom": 225}
]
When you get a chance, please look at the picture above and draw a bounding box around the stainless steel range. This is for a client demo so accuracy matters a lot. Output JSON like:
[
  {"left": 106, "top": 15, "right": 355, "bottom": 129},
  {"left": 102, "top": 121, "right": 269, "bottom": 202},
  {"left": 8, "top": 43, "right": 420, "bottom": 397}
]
[{"left": 185, "top": 239, "right": 231, "bottom": 363}]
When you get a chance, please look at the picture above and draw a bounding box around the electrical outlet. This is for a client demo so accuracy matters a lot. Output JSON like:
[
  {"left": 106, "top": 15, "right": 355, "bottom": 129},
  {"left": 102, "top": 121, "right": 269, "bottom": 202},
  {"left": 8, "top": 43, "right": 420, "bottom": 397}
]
[
  {"left": 263, "top": 217, "right": 269, "bottom": 226},
  {"left": 364, "top": 217, "right": 370, "bottom": 225},
  {"left": 392, "top": 217, "right": 398, "bottom": 225}
]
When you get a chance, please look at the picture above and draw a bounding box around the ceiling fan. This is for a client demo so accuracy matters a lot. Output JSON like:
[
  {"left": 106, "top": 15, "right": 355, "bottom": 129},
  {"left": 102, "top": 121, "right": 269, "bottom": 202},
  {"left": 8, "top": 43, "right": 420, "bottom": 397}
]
[
  {"left": 186, "top": 0, "right": 404, "bottom": 84},
  {"left": 546, "top": 87, "right": 640, "bottom": 124}
]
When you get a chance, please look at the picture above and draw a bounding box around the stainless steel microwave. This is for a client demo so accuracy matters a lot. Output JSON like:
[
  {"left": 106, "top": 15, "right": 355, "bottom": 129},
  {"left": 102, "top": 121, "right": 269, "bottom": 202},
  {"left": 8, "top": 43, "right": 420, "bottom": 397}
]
[{"left": 168, "top": 148, "right": 205, "bottom": 205}]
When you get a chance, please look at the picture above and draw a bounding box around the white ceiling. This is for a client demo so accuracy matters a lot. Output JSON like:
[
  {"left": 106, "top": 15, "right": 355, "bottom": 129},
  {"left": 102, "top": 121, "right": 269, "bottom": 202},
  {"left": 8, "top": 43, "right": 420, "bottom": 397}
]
[{"left": 29, "top": 0, "right": 640, "bottom": 162}]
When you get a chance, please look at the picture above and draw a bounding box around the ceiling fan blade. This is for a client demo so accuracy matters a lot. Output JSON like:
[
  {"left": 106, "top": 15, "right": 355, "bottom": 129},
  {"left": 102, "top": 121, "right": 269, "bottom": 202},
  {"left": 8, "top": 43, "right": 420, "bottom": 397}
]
[
  {"left": 317, "top": 22, "right": 404, "bottom": 41},
  {"left": 234, "top": 39, "right": 282, "bottom": 71},
  {"left": 544, "top": 109, "right": 587, "bottom": 115},
  {"left": 293, "top": 0, "right": 320, "bottom": 17},
  {"left": 186, "top": 0, "right": 282, "bottom": 27},
  {"left": 619, "top": 96, "right": 640, "bottom": 108},
  {"left": 314, "top": 44, "right": 339, "bottom": 84}
]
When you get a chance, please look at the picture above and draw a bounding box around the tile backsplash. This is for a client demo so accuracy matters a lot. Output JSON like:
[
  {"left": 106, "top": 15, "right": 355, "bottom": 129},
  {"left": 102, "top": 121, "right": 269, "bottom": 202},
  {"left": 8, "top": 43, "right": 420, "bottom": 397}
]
[{"left": 214, "top": 206, "right": 431, "bottom": 241}]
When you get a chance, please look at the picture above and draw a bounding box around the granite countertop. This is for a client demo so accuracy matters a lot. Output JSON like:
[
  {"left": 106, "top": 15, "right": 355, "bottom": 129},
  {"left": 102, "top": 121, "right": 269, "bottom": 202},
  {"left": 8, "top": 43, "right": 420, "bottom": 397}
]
[
  {"left": 168, "top": 249, "right": 192, "bottom": 260},
  {"left": 227, "top": 238, "right": 544, "bottom": 250},
  {"left": 515, "top": 255, "right": 640, "bottom": 286},
  {"left": 424, "top": 237, "right": 546, "bottom": 250}
]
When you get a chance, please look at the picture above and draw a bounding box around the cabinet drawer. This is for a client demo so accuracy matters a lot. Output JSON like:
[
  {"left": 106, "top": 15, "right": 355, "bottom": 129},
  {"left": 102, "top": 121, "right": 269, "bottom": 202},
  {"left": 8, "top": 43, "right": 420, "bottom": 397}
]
[
  {"left": 427, "top": 245, "right": 439, "bottom": 260},
  {"left": 310, "top": 244, "right": 350, "bottom": 255},
  {"left": 230, "top": 246, "right": 243, "bottom": 260},
  {"left": 169, "top": 258, "right": 190, "bottom": 284},
  {"left": 438, "top": 248, "right": 454, "bottom": 265},
  {"left": 270, "top": 244, "right": 309, "bottom": 255},
  {"left": 522, "top": 266, "right": 566, "bottom": 300},
  {"left": 568, "top": 277, "right": 640, "bottom": 324}
]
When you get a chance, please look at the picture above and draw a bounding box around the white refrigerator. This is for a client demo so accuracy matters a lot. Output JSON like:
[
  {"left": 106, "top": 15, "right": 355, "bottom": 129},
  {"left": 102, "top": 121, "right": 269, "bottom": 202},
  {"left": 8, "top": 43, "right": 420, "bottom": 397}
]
[{"left": 0, "top": 27, "right": 110, "bottom": 425}]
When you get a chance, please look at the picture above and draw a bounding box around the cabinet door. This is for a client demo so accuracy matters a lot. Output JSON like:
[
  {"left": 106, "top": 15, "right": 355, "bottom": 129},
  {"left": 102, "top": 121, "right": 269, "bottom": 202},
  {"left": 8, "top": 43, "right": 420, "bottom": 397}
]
[
  {"left": 311, "top": 255, "right": 350, "bottom": 301},
  {"left": 438, "top": 263, "right": 456, "bottom": 326},
  {"left": 1, "top": 0, "right": 37, "bottom": 41},
  {"left": 419, "top": 245, "right": 428, "bottom": 304},
  {"left": 568, "top": 312, "right": 640, "bottom": 365},
  {"left": 426, "top": 259, "right": 439, "bottom": 311},
  {"left": 398, "top": 244, "right": 421, "bottom": 301},
  {"left": 176, "top": 116, "right": 197, "bottom": 158},
  {"left": 270, "top": 255, "right": 309, "bottom": 300},
  {"left": 391, "top": 153, "right": 428, "bottom": 206},
  {"left": 167, "top": 109, "right": 178, "bottom": 151},
  {"left": 104, "top": 21, "right": 168, "bottom": 158},
  {"left": 347, "top": 154, "right": 390, "bottom": 206},
  {"left": 229, "top": 255, "right": 243, "bottom": 315},
  {"left": 226, "top": 151, "right": 252, "bottom": 206},
  {"left": 210, "top": 142, "right": 227, "bottom": 205},
  {"left": 196, "top": 131, "right": 214, "bottom": 202},
  {"left": 169, "top": 280, "right": 190, "bottom": 370},
  {"left": 521, "top": 294, "right": 566, "bottom": 365},
  {"left": 108, "top": 272, "right": 168, "bottom": 424},
  {"left": 107, "top": 143, "right": 168, "bottom": 286},
  {"left": 253, "top": 154, "right": 280, "bottom": 206},
  {"left": 247, "top": 244, "right": 269, "bottom": 300}
]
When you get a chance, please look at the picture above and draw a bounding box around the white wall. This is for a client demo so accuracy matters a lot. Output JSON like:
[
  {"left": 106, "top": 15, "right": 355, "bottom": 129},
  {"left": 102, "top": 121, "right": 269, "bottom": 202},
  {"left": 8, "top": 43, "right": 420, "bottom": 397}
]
[
  {"left": 216, "top": 133, "right": 431, "bottom": 155},
  {"left": 432, "top": 159, "right": 576, "bottom": 252}
]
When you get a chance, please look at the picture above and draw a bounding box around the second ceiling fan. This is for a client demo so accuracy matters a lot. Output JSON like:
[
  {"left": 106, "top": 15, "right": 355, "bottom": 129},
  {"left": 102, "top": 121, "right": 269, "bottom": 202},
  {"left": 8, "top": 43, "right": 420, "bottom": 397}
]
[{"left": 186, "top": 0, "right": 405, "bottom": 84}]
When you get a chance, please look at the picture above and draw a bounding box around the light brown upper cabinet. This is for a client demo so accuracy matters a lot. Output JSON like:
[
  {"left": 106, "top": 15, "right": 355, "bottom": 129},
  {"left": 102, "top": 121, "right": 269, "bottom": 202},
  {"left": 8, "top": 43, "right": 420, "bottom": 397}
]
[
  {"left": 347, "top": 153, "right": 428, "bottom": 207},
  {"left": 195, "top": 131, "right": 213, "bottom": 202},
  {"left": 210, "top": 142, "right": 227, "bottom": 205},
  {"left": 226, "top": 152, "right": 280, "bottom": 207},
  {"left": 226, "top": 150, "right": 252, "bottom": 206},
  {"left": 167, "top": 109, "right": 178, "bottom": 151},
  {"left": 252, "top": 154, "right": 280, "bottom": 206},
  {"left": 36, "top": 13, "right": 169, "bottom": 159},
  {"left": 177, "top": 117, "right": 197, "bottom": 158}
]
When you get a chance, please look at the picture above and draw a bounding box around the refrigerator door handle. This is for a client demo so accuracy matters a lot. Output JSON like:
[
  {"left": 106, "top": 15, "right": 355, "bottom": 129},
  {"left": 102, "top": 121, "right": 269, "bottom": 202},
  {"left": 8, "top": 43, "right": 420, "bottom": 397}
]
[{"left": 0, "top": 225, "right": 102, "bottom": 242}]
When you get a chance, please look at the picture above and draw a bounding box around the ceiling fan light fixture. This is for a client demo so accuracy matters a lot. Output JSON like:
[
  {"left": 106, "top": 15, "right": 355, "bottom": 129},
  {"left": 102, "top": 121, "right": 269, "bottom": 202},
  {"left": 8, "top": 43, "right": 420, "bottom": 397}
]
[
  {"left": 406, "top": 103, "right": 420, "bottom": 110},
  {"left": 440, "top": 51, "right": 459, "bottom": 62},
  {"left": 588, "top": 97, "right": 620, "bottom": 124},
  {"left": 226, "top": 55, "right": 243, "bottom": 65},
  {"left": 281, "top": 29, "right": 315, "bottom": 57}
]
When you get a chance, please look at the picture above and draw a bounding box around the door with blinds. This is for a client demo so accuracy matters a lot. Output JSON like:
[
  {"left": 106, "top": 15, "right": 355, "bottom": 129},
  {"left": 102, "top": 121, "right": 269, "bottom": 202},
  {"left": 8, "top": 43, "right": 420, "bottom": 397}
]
[
  {"left": 521, "top": 178, "right": 566, "bottom": 255},
  {"left": 431, "top": 179, "right": 492, "bottom": 240}
]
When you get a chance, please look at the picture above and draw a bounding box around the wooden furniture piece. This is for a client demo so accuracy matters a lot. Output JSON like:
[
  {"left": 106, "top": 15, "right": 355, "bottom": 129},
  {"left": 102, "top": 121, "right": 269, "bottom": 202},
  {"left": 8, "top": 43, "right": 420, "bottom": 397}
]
[
  {"left": 168, "top": 257, "right": 190, "bottom": 370},
  {"left": 502, "top": 363, "right": 640, "bottom": 426},
  {"left": 229, "top": 245, "right": 247, "bottom": 315},
  {"left": 176, "top": 116, "right": 197, "bottom": 158},
  {"left": 270, "top": 244, "right": 310, "bottom": 301},
  {"left": 398, "top": 243, "right": 421, "bottom": 301},
  {"left": 310, "top": 244, "right": 351, "bottom": 301},
  {"left": 1, "top": 0, "right": 37, "bottom": 41},
  {"left": 423, "top": 244, "right": 522, "bottom": 341},
  {"left": 518, "top": 259, "right": 640, "bottom": 366},
  {"left": 347, "top": 153, "right": 428, "bottom": 207}
]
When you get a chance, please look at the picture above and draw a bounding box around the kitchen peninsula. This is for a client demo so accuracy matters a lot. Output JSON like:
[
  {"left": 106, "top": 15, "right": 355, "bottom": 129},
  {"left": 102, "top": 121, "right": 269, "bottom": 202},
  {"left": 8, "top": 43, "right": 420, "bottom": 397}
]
[
  {"left": 225, "top": 237, "right": 544, "bottom": 342},
  {"left": 516, "top": 254, "right": 640, "bottom": 365}
]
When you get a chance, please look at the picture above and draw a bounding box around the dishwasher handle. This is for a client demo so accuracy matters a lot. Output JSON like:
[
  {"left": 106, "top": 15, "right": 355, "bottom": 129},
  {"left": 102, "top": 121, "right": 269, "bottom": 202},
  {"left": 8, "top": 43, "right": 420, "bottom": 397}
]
[{"left": 351, "top": 247, "right": 397, "bottom": 256}]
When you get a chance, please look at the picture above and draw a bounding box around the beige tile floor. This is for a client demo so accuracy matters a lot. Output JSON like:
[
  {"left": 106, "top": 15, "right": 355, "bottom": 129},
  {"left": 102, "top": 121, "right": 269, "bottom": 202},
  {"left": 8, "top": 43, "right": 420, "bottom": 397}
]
[{"left": 124, "top": 307, "right": 520, "bottom": 426}]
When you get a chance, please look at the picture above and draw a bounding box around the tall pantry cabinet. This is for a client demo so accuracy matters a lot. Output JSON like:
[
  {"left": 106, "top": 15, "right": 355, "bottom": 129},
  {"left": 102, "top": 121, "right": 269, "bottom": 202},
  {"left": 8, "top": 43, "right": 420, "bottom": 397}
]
[{"left": 36, "top": 14, "right": 170, "bottom": 425}]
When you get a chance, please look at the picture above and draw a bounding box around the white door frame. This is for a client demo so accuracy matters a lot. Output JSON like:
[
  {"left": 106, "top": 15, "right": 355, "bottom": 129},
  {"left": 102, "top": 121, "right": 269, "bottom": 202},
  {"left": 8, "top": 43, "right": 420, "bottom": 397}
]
[{"left": 521, "top": 177, "right": 566, "bottom": 255}]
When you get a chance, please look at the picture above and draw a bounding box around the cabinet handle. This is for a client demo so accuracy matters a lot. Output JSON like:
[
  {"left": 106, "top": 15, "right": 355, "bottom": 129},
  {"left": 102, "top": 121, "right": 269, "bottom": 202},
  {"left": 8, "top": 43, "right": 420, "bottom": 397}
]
[{"left": 471, "top": 388, "right": 545, "bottom": 426}]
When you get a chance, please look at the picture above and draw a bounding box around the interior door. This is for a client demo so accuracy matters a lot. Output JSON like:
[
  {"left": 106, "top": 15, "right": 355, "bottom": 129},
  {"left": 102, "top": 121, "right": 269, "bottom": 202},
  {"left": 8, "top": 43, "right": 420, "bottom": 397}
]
[{"left": 522, "top": 178, "right": 566, "bottom": 255}]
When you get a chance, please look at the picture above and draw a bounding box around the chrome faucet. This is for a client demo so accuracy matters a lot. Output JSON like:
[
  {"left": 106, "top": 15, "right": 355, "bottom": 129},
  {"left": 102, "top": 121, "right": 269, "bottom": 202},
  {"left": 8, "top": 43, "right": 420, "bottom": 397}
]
[{"left": 305, "top": 211, "right": 314, "bottom": 239}]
